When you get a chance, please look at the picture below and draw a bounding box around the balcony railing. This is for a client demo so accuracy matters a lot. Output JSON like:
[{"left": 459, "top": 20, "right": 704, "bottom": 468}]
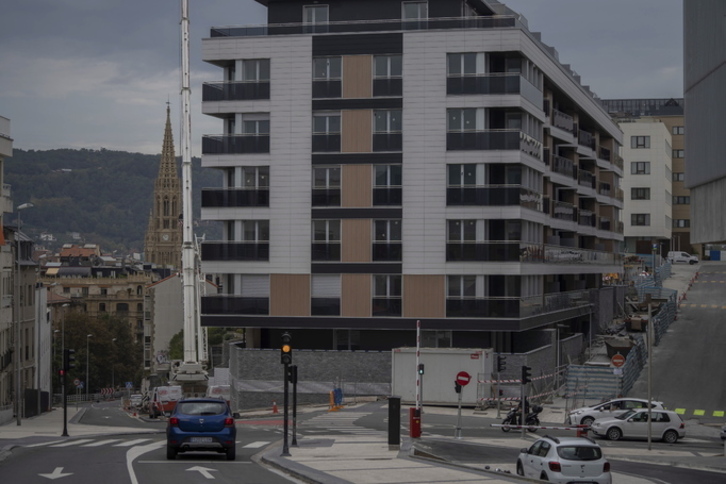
[
  {"left": 312, "top": 188, "right": 341, "bottom": 206},
  {"left": 447, "top": 130, "right": 541, "bottom": 156},
  {"left": 372, "top": 243, "right": 402, "bottom": 261},
  {"left": 578, "top": 129, "right": 596, "bottom": 151},
  {"left": 446, "top": 74, "right": 542, "bottom": 105},
  {"left": 578, "top": 209, "right": 596, "bottom": 227},
  {"left": 201, "top": 188, "right": 269, "bottom": 208},
  {"left": 202, "top": 295, "right": 268, "bottom": 315},
  {"left": 201, "top": 241, "right": 269, "bottom": 261},
  {"left": 202, "top": 135, "right": 269, "bottom": 154},
  {"left": 578, "top": 168, "right": 595, "bottom": 189},
  {"left": 446, "top": 289, "right": 594, "bottom": 319},
  {"left": 446, "top": 185, "right": 541, "bottom": 210},
  {"left": 551, "top": 154, "right": 576, "bottom": 179},
  {"left": 598, "top": 182, "right": 611, "bottom": 197},
  {"left": 373, "top": 187, "right": 402, "bottom": 206},
  {"left": 520, "top": 243, "right": 622, "bottom": 265},
  {"left": 551, "top": 200, "right": 577, "bottom": 222},
  {"left": 210, "top": 16, "right": 518, "bottom": 38},
  {"left": 598, "top": 146, "right": 611, "bottom": 163},
  {"left": 552, "top": 109, "right": 574, "bottom": 133},
  {"left": 312, "top": 243, "right": 341, "bottom": 261},
  {"left": 202, "top": 81, "right": 270, "bottom": 101}
]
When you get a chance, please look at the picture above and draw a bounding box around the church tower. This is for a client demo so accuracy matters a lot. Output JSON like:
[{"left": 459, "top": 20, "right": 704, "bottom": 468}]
[{"left": 144, "top": 104, "right": 182, "bottom": 267}]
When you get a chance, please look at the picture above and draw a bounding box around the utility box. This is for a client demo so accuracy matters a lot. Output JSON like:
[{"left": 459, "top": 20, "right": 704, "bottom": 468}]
[{"left": 391, "top": 348, "right": 493, "bottom": 406}]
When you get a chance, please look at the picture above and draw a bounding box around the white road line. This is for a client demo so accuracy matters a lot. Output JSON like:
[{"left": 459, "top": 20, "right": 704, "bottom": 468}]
[
  {"left": 82, "top": 439, "right": 122, "bottom": 447},
  {"left": 242, "top": 441, "right": 270, "bottom": 449},
  {"left": 114, "top": 438, "right": 152, "bottom": 447},
  {"left": 50, "top": 439, "right": 95, "bottom": 447}
]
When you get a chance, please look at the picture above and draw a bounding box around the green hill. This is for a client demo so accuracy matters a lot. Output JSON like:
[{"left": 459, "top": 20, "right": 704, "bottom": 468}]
[{"left": 5, "top": 148, "right": 221, "bottom": 253}]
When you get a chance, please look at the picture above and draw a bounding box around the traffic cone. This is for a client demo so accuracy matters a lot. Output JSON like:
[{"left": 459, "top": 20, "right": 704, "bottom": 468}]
[{"left": 272, "top": 401, "right": 279, "bottom": 414}]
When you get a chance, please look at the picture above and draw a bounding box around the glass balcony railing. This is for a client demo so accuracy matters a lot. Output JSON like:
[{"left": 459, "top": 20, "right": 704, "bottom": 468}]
[
  {"left": 578, "top": 129, "right": 596, "bottom": 151},
  {"left": 202, "top": 295, "right": 268, "bottom": 315},
  {"left": 201, "top": 241, "right": 269, "bottom": 261},
  {"left": 202, "top": 81, "right": 270, "bottom": 101},
  {"left": 446, "top": 289, "right": 594, "bottom": 319},
  {"left": 446, "top": 185, "right": 541, "bottom": 210},
  {"left": 578, "top": 168, "right": 595, "bottom": 188},
  {"left": 201, "top": 188, "right": 269, "bottom": 208},
  {"left": 202, "top": 135, "right": 270, "bottom": 154},
  {"left": 446, "top": 73, "right": 542, "bottom": 105},
  {"left": 551, "top": 154, "right": 576, "bottom": 178},
  {"left": 552, "top": 109, "right": 574, "bottom": 133}
]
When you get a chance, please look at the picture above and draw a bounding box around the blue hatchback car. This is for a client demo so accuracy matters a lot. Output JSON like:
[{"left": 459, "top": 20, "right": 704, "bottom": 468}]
[{"left": 166, "top": 398, "right": 238, "bottom": 460}]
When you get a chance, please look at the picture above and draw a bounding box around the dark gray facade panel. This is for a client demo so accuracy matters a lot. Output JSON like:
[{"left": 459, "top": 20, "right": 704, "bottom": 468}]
[
  {"left": 311, "top": 263, "right": 402, "bottom": 273},
  {"left": 313, "top": 98, "right": 402, "bottom": 111},
  {"left": 312, "top": 208, "right": 402, "bottom": 218},
  {"left": 312, "top": 153, "right": 402, "bottom": 164},
  {"left": 313, "top": 33, "right": 403, "bottom": 56}
]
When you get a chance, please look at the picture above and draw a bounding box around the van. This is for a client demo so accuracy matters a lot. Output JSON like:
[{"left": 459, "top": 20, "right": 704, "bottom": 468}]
[
  {"left": 149, "top": 385, "right": 182, "bottom": 418},
  {"left": 667, "top": 251, "right": 699, "bottom": 265}
]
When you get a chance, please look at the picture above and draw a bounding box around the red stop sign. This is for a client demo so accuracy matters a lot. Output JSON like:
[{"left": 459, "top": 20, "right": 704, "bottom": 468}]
[
  {"left": 455, "top": 371, "right": 471, "bottom": 386},
  {"left": 611, "top": 354, "right": 626, "bottom": 368}
]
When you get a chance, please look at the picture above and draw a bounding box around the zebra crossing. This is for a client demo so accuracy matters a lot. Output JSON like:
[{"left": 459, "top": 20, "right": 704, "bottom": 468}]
[
  {"left": 26, "top": 437, "right": 273, "bottom": 449},
  {"left": 303, "top": 411, "right": 383, "bottom": 436}
]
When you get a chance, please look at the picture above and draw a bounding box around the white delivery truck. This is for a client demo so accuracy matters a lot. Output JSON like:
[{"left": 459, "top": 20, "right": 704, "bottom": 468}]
[{"left": 391, "top": 347, "right": 493, "bottom": 406}]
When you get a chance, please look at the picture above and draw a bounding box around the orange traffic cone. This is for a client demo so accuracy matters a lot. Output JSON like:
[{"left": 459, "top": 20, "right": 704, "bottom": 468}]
[{"left": 272, "top": 401, "right": 279, "bottom": 414}]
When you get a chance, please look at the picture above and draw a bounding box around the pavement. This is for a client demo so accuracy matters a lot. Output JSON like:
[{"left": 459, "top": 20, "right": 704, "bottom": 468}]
[{"left": 2, "top": 262, "right": 723, "bottom": 483}]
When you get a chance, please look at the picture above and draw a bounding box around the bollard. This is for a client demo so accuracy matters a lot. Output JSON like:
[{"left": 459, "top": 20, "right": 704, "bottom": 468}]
[
  {"left": 388, "top": 397, "right": 401, "bottom": 450},
  {"left": 272, "top": 401, "right": 279, "bottom": 414}
]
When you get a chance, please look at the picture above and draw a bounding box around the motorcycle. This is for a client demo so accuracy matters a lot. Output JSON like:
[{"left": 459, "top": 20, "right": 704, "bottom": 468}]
[{"left": 501, "top": 404, "right": 543, "bottom": 432}]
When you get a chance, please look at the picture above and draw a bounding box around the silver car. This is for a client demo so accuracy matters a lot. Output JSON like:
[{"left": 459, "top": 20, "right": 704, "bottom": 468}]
[
  {"left": 590, "top": 409, "right": 685, "bottom": 443},
  {"left": 568, "top": 398, "right": 664, "bottom": 426},
  {"left": 516, "top": 435, "right": 612, "bottom": 484}
]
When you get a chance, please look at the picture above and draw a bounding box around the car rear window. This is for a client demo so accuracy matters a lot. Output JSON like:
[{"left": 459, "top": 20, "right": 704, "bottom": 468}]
[
  {"left": 557, "top": 446, "right": 602, "bottom": 461},
  {"left": 177, "top": 402, "right": 227, "bottom": 416}
]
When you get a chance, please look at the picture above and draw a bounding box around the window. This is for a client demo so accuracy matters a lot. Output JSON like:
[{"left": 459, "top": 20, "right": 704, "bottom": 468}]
[
  {"left": 631, "top": 135, "right": 650, "bottom": 148},
  {"left": 673, "top": 172, "right": 685, "bottom": 182},
  {"left": 374, "top": 55, "right": 402, "bottom": 78},
  {"left": 674, "top": 219, "right": 690, "bottom": 228},
  {"left": 448, "top": 220, "right": 477, "bottom": 241},
  {"left": 374, "top": 220, "right": 402, "bottom": 242},
  {"left": 313, "top": 166, "right": 340, "bottom": 189},
  {"left": 374, "top": 275, "right": 402, "bottom": 297},
  {"left": 672, "top": 126, "right": 685, "bottom": 135},
  {"left": 631, "top": 214, "right": 650, "bottom": 226},
  {"left": 375, "top": 165, "right": 402, "bottom": 187},
  {"left": 374, "top": 110, "right": 402, "bottom": 133},
  {"left": 241, "top": 220, "right": 270, "bottom": 242},
  {"left": 447, "top": 275, "right": 476, "bottom": 298},
  {"left": 402, "top": 1, "right": 427, "bottom": 20},
  {"left": 313, "top": 220, "right": 340, "bottom": 243},
  {"left": 631, "top": 161, "right": 650, "bottom": 175},
  {"left": 447, "top": 53, "right": 481, "bottom": 76},
  {"left": 242, "top": 59, "right": 270, "bottom": 82},
  {"left": 303, "top": 4, "right": 328, "bottom": 24},
  {"left": 242, "top": 166, "right": 269, "bottom": 188},
  {"left": 672, "top": 149, "right": 684, "bottom": 158},
  {"left": 242, "top": 116, "right": 270, "bottom": 135},
  {"left": 313, "top": 57, "right": 341, "bottom": 80},
  {"left": 673, "top": 196, "right": 691, "bottom": 205},
  {"left": 313, "top": 113, "right": 341, "bottom": 134},
  {"left": 631, "top": 188, "right": 650, "bottom": 200},
  {"left": 447, "top": 108, "right": 482, "bottom": 131},
  {"left": 448, "top": 164, "right": 477, "bottom": 186}
]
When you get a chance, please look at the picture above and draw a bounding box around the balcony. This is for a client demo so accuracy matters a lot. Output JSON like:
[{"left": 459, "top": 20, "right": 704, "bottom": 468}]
[
  {"left": 446, "top": 290, "right": 593, "bottom": 319},
  {"left": 551, "top": 200, "right": 577, "bottom": 222},
  {"left": 312, "top": 188, "right": 341, "bottom": 206},
  {"left": 446, "top": 185, "right": 541, "bottom": 210},
  {"left": 372, "top": 243, "right": 402, "bottom": 261},
  {"left": 520, "top": 243, "right": 622, "bottom": 265},
  {"left": 372, "top": 187, "right": 402, "bottom": 206},
  {"left": 311, "top": 298, "right": 340, "bottom": 316},
  {"left": 598, "top": 146, "right": 611, "bottom": 163},
  {"left": 201, "top": 241, "right": 269, "bottom": 261},
  {"left": 552, "top": 109, "right": 575, "bottom": 134},
  {"left": 202, "top": 81, "right": 270, "bottom": 101},
  {"left": 313, "top": 80, "right": 342, "bottom": 99},
  {"left": 446, "top": 74, "right": 542, "bottom": 105},
  {"left": 202, "top": 135, "right": 269, "bottom": 155},
  {"left": 446, "top": 241, "right": 521, "bottom": 262},
  {"left": 578, "top": 168, "right": 596, "bottom": 189},
  {"left": 210, "top": 16, "right": 518, "bottom": 38},
  {"left": 202, "top": 295, "right": 268, "bottom": 315},
  {"left": 578, "top": 129, "right": 596, "bottom": 151},
  {"left": 373, "top": 78, "right": 403, "bottom": 97},
  {"left": 201, "top": 188, "right": 269, "bottom": 208},
  {"left": 373, "top": 133, "right": 402, "bottom": 152},
  {"left": 578, "top": 209, "right": 596, "bottom": 227},
  {"left": 447, "top": 130, "right": 541, "bottom": 157},
  {"left": 551, "top": 154, "right": 576, "bottom": 179},
  {"left": 372, "top": 297, "right": 401, "bottom": 317},
  {"left": 598, "top": 182, "right": 611, "bottom": 197},
  {"left": 312, "top": 134, "right": 341, "bottom": 152},
  {"left": 312, "top": 243, "right": 341, "bottom": 261}
]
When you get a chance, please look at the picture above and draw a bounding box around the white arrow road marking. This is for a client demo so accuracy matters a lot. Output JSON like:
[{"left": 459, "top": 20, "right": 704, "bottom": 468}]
[
  {"left": 187, "top": 466, "right": 217, "bottom": 479},
  {"left": 126, "top": 440, "right": 166, "bottom": 484},
  {"left": 39, "top": 467, "right": 73, "bottom": 480}
]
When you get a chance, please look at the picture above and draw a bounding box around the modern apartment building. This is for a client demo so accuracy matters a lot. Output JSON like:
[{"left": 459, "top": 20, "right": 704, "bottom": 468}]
[
  {"left": 0, "top": 115, "right": 13, "bottom": 411},
  {"left": 684, "top": 0, "right": 726, "bottom": 245},
  {"left": 199, "top": 0, "right": 624, "bottom": 352},
  {"left": 602, "top": 99, "right": 694, "bottom": 255}
]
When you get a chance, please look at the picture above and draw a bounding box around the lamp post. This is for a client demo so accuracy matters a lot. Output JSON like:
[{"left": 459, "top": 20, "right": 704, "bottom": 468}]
[
  {"left": 86, "top": 334, "right": 93, "bottom": 401},
  {"left": 52, "top": 330, "right": 59, "bottom": 405},
  {"left": 60, "top": 303, "right": 70, "bottom": 437},
  {"left": 111, "top": 338, "right": 117, "bottom": 393},
  {"left": 14, "top": 201, "right": 34, "bottom": 426}
]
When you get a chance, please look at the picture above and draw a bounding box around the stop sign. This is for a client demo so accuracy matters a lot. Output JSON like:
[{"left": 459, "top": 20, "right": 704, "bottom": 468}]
[
  {"left": 455, "top": 371, "right": 471, "bottom": 386},
  {"left": 611, "top": 354, "right": 626, "bottom": 368}
]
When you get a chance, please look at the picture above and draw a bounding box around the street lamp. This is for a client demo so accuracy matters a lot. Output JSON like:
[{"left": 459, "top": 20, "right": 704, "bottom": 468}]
[
  {"left": 111, "top": 338, "right": 117, "bottom": 392},
  {"left": 86, "top": 334, "right": 93, "bottom": 401},
  {"left": 60, "top": 303, "right": 70, "bottom": 437},
  {"left": 52, "top": 330, "right": 59, "bottom": 404},
  {"left": 14, "top": 201, "right": 34, "bottom": 426}
]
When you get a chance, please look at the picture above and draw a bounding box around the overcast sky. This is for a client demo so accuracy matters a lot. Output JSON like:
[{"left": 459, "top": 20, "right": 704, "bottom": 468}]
[{"left": 0, "top": 0, "right": 683, "bottom": 156}]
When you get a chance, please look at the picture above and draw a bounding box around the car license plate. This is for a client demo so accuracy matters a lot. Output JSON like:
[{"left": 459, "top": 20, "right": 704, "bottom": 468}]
[{"left": 190, "top": 437, "right": 213, "bottom": 443}]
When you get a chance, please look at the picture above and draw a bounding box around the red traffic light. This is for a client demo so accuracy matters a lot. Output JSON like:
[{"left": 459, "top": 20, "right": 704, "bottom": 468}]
[{"left": 59, "top": 369, "right": 65, "bottom": 376}]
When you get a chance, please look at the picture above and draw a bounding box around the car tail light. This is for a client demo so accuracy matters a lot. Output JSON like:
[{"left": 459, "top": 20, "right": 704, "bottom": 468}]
[
  {"left": 224, "top": 418, "right": 235, "bottom": 427},
  {"left": 169, "top": 417, "right": 179, "bottom": 426},
  {"left": 604, "top": 462, "right": 611, "bottom": 472},
  {"left": 679, "top": 422, "right": 685, "bottom": 429},
  {"left": 548, "top": 461, "right": 562, "bottom": 472}
]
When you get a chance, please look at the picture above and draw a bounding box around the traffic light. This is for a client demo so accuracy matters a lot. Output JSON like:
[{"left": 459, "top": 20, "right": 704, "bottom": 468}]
[
  {"left": 497, "top": 355, "right": 507, "bottom": 372},
  {"left": 417, "top": 363, "right": 425, "bottom": 375},
  {"left": 63, "top": 349, "right": 76, "bottom": 372},
  {"left": 280, "top": 332, "right": 292, "bottom": 365},
  {"left": 521, "top": 365, "right": 532, "bottom": 384}
]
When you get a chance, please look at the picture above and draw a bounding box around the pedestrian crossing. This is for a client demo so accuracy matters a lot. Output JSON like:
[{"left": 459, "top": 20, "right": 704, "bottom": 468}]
[
  {"left": 679, "top": 303, "right": 726, "bottom": 309},
  {"left": 303, "top": 411, "right": 382, "bottom": 436},
  {"left": 26, "top": 437, "right": 274, "bottom": 449}
]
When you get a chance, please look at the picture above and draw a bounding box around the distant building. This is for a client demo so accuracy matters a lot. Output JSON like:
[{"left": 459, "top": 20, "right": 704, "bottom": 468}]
[
  {"left": 198, "top": 0, "right": 624, "bottom": 352},
  {"left": 684, "top": 1, "right": 726, "bottom": 245},
  {"left": 143, "top": 104, "right": 182, "bottom": 268}
]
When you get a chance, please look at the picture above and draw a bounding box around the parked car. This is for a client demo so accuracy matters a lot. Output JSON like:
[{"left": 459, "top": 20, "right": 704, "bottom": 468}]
[
  {"left": 166, "top": 398, "right": 238, "bottom": 460},
  {"left": 516, "top": 435, "right": 611, "bottom": 484},
  {"left": 568, "top": 398, "right": 665, "bottom": 426},
  {"left": 720, "top": 424, "right": 726, "bottom": 441},
  {"left": 590, "top": 408, "right": 685, "bottom": 443},
  {"left": 667, "top": 251, "right": 699, "bottom": 264},
  {"left": 129, "top": 394, "right": 143, "bottom": 408}
]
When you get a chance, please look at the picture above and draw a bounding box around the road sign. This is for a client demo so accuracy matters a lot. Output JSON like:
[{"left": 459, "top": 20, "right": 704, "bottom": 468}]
[
  {"left": 455, "top": 371, "right": 471, "bottom": 386},
  {"left": 125, "top": 382, "right": 133, "bottom": 389},
  {"left": 73, "top": 378, "right": 80, "bottom": 386},
  {"left": 611, "top": 353, "right": 626, "bottom": 368}
]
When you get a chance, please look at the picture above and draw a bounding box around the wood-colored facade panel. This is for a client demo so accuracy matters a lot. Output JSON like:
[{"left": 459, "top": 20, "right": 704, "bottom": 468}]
[
  {"left": 342, "top": 273, "right": 370, "bottom": 317},
  {"left": 403, "top": 275, "right": 446, "bottom": 318},
  {"left": 342, "top": 164, "right": 372, "bottom": 207},
  {"left": 343, "top": 55, "right": 372, "bottom": 99},
  {"left": 270, "top": 274, "right": 310, "bottom": 316},
  {"left": 342, "top": 110, "right": 372, "bottom": 153},
  {"left": 342, "top": 219, "right": 371, "bottom": 262}
]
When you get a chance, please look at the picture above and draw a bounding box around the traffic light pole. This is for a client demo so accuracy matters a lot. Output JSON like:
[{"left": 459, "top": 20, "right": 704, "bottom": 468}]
[
  {"left": 61, "top": 371, "right": 68, "bottom": 437},
  {"left": 291, "top": 365, "right": 298, "bottom": 447},
  {"left": 281, "top": 362, "right": 290, "bottom": 456}
]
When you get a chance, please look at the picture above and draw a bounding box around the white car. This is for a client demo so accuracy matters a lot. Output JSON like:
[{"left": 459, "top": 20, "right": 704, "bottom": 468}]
[
  {"left": 129, "top": 394, "right": 143, "bottom": 408},
  {"left": 516, "top": 435, "right": 611, "bottom": 484},
  {"left": 590, "top": 409, "right": 685, "bottom": 443},
  {"left": 568, "top": 398, "right": 665, "bottom": 426}
]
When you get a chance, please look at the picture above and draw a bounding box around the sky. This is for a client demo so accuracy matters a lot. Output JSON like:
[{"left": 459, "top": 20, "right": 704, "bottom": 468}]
[{"left": 0, "top": 0, "right": 683, "bottom": 156}]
